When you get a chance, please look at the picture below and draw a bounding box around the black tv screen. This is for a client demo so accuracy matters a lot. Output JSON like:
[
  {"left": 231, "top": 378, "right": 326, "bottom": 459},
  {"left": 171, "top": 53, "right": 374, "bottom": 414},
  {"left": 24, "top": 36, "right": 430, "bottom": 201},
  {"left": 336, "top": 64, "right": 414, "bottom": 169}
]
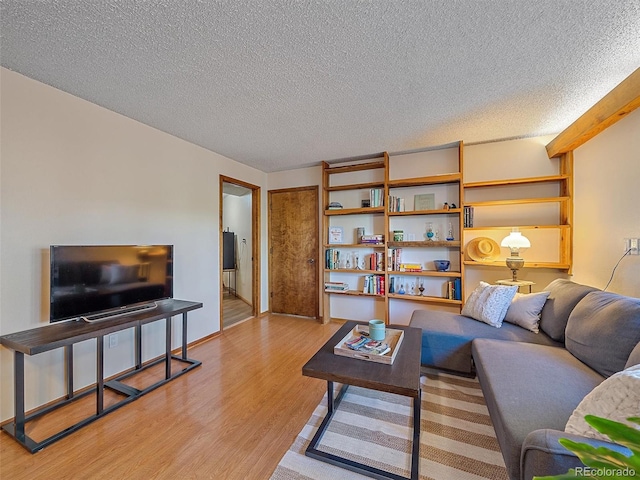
[{"left": 50, "top": 245, "right": 173, "bottom": 322}]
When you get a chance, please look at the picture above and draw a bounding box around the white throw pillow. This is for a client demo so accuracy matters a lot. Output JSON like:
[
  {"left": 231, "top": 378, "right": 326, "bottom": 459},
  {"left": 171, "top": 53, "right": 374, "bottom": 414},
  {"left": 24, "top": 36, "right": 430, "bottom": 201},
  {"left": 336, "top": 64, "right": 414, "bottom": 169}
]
[
  {"left": 503, "top": 291, "right": 551, "bottom": 333},
  {"left": 461, "top": 281, "right": 518, "bottom": 328},
  {"left": 565, "top": 364, "right": 640, "bottom": 441}
]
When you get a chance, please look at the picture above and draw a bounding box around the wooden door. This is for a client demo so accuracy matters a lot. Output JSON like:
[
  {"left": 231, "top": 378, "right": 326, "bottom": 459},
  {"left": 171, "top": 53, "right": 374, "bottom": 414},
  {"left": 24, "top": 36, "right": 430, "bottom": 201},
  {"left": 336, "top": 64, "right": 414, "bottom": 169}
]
[{"left": 269, "top": 187, "right": 319, "bottom": 318}]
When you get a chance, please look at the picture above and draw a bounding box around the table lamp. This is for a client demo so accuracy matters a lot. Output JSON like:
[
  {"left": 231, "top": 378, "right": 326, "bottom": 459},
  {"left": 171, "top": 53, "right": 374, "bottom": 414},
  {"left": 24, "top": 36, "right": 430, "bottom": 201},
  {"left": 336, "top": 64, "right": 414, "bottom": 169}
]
[{"left": 501, "top": 228, "right": 531, "bottom": 281}]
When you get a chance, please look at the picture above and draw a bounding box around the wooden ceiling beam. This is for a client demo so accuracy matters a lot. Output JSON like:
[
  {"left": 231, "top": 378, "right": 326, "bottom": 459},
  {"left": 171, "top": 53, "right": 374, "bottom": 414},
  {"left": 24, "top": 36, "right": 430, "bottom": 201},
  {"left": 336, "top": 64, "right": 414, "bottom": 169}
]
[{"left": 546, "top": 67, "right": 640, "bottom": 158}]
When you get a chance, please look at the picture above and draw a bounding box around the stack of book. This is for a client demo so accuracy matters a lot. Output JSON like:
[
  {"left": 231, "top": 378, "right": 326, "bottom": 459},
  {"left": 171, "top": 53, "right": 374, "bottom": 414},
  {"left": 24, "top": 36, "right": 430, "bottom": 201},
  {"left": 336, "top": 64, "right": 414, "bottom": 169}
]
[
  {"left": 399, "top": 263, "right": 422, "bottom": 272},
  {"left": 359, "top": 234, "right": 384, "bottom": 245},
  {"left": 463, "top": 206, "right": 474, "bottom": 227},
  {"left": 325, "top": 281, "right": 349, "bottom": 293},
  {"left": 325, "top": 249, "right": 340, "bottom": 269}
]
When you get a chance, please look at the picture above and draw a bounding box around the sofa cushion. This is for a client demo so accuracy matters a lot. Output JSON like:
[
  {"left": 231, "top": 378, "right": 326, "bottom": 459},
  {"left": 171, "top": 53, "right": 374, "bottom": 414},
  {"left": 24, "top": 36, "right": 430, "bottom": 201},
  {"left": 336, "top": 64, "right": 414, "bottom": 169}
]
[
  {"left": 565, "top": 364, "right": 640, "bottom": 441},
  {"left": 539, "top": 279, "right": 599, "bottom": 342},
  {"left": 565, "top": 291, "right": 640, "bottom": 378},
  {"left": 409, "top": 309, "right": 562, "bottom": 373},
  {"left": 472, "top": 339, "right": 604, "bottom": 480},
  {"left": 503, "top": 291, "right": 550, "bottom": 333},
  {"left": 461, "top": 281, "right": 518, "bottom": 327},
  {"left": 626, "top": 342, "right": 640, "bottom": 369}
]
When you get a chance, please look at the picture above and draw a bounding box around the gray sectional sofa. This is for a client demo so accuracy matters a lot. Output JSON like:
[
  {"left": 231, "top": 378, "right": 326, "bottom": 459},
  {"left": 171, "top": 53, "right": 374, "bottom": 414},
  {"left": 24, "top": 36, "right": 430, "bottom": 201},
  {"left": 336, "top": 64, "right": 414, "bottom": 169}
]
[{"left": 409, "top": 279, "right": 640, "bottom": 480}]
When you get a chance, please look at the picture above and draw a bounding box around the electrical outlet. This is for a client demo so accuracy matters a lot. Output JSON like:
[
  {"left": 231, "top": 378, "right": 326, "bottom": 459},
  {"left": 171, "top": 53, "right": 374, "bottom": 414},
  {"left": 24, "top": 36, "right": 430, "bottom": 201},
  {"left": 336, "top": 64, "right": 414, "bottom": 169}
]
[
  {"left": 624, "top": 238, "right": 640, "bottom": 255},
  {"left": 108, "top": 333, "right": 118, "bottom": 348}
]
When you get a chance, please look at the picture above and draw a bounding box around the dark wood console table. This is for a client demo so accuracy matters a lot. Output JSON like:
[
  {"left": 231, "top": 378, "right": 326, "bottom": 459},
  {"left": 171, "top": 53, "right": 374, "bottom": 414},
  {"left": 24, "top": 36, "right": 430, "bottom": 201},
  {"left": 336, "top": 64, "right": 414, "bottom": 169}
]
[{"left": 0, "top": 299, "right": 202, "bottom": 453}]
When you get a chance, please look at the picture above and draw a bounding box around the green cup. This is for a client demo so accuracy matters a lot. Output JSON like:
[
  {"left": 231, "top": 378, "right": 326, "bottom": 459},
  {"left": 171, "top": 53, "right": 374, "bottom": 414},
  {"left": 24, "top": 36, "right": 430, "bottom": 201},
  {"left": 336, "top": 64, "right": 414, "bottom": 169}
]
[{"left": 369, "top": 319, "right": 386, "bottom": 341}]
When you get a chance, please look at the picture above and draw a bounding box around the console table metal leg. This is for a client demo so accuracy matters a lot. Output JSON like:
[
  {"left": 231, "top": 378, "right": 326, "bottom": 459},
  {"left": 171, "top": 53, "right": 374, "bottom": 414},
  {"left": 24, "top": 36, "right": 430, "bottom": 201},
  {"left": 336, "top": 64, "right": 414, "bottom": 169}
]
[
  {"left": 165, "top": 315, "right": 172, "bottom": 379},
  {"left": 181, "top": 312, "right": 188, "bottom": 359},
  {"left": 14, "top": 351, "right": 25, "bottom": 441},
  {"left": 96, "top": 335, "right": 104, "bottom": 415},
  {"left": 135, "top": 324, "right": 142, "bottom": 369},
  {"left": 65, "top": 345, "right": 74, "bottom": 399}
]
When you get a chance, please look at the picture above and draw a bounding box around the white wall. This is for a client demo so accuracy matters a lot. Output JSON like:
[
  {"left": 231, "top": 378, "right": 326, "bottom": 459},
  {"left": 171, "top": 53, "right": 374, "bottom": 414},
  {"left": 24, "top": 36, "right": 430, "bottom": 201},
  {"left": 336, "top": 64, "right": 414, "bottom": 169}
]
[
  {"left": 572, "top": 107, "right": 640, "bottom": 297},
  {"left": 222, "top": 193, "right": 253, "bottom": 303},
  {"left": 0, "top": 68, "right": 267, "bottom": 420}
]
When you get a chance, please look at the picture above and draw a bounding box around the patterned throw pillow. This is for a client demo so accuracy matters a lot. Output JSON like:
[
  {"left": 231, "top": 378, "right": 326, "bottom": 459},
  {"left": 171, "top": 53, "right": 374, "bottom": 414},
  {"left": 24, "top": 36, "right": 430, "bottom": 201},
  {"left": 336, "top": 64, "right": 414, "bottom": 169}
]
[
  {"left": 565, "top": 364, "right": 640, "bottom": 441},
  {"left": 461, "top": 281, "right": 518, "bottom": 328}
]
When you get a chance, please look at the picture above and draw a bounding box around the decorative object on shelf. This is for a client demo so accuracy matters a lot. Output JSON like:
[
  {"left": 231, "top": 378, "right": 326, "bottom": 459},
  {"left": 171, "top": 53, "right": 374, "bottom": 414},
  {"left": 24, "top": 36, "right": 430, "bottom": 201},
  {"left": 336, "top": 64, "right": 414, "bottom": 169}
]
[
  {"left": 414, "top": 193, "right": 435, "bottom": 211},
  {"left": 328, "top": 202, "right": 343, "bottom": 210},
  {"left": 398, "top": 284, "right": 405, "bottom": 294},
  {"left": 501, "top": 228, "right": 531, "bottom": 281},
  {"left": 328, "top": 226, "right": 344, "bottom": 244},
  {"left": 418, "top": 281, "right": 425, "bottom": 296},
  {"left": 466, "top": 237, "right": 500, "bottom": 262},
  {"left": 434, "top": 260, "right": 450, "bottom": 272},
  {"left": 356, "top": 227, "right": 365, "bottom": 243},
  {"left": 425, "top": 222, "right": 435, "bottom": 241},
  {"left": 361, "top": 199, "right": 370, "bottom": 208},
  {"left": 393, "top": 230, "right": 404, "bottom": 241},
  {"left": 443, "top": 202, "right": 450, "bottom": 210},
  {"left": 389, "top": 277, "right": 395, "bottom": 293},
  {"left": 446, "top": 222, "right": 455, "bottom": 241}
]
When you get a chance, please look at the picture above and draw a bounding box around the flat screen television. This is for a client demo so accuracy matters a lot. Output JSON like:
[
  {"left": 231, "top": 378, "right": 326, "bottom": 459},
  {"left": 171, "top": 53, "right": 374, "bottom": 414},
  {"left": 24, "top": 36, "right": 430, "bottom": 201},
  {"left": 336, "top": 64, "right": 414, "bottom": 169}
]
[{"left": 50, "top": 245, "right": 173, "bottom": 323}]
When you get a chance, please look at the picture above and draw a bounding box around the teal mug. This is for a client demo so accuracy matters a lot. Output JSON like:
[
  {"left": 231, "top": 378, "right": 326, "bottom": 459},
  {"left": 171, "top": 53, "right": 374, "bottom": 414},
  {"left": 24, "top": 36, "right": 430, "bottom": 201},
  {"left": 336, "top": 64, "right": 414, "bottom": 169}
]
[{"left": 368, "top": 319, "right": 386, "bottom": 341}]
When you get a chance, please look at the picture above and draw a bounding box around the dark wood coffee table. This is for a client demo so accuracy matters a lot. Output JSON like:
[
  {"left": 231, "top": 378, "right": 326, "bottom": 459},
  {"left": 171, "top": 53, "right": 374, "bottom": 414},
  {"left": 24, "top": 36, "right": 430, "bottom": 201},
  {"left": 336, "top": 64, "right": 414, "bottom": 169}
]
[{"left": 302, "top": 321, "right": 422, "bottom": 480}]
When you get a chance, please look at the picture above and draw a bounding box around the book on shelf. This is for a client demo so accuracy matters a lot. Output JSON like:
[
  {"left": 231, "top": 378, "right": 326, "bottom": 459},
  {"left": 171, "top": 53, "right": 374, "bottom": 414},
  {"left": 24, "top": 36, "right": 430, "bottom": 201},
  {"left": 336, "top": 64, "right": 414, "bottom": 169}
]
[
  {"left": 388, "top": 195, "right": 405, "bottom": 212},
  {"left": 365, "top": 252, "right": 385, "bottom": 271},
  {"left": 463, "top": 206, "right": 474, "bottom": 228},
  {"left": 399, "top": 263, "right": 422, "bottom": 272},
  {"left": 328, "top": 226, "right": 344, "bottom": 244},
  {"left": 362, "top": 274, "right": 385, "bottom": 295},
  {"left": 369, "top": 188, "right": 384, "bottom": 207},
  {"left": 325, "top": 281, "right": 349, "bottom": 292},
  {"left": 325, "top": 248, "right": 341, "bottom": 269},
  {"left": 445, "top": 278, "right": 462, "bottom": 300},
  {"left": 388, "top": 248, "right": 403, "bottom": 271},
  {"left": 360, "top": 234, "right": 384, "bottom": 244}
]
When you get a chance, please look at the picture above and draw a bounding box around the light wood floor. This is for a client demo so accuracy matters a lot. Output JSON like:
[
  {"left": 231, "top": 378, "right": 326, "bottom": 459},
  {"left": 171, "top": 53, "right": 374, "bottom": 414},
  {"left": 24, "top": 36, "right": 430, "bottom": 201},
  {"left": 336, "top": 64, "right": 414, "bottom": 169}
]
[
  {"left": 222, "top": 291, "right": 253, "bottom": 328},
  {"left": 0, "top": 315, "right": 343, "bottom": 479}
]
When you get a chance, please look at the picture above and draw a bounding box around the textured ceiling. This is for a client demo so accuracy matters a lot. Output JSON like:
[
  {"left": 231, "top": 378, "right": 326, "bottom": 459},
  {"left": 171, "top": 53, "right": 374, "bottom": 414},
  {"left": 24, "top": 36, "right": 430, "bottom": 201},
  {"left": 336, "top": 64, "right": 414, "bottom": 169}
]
[{"left": 1, "top": 1, "right": 639, "bottom": 172}]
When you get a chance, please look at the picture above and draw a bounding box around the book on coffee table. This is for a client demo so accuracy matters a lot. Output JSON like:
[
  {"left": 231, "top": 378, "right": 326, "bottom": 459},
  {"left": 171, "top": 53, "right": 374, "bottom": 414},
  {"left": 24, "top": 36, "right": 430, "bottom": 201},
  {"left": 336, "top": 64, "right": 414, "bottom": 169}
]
[{"left": 333, "top": 324, "right": 404, "bottom": 365}]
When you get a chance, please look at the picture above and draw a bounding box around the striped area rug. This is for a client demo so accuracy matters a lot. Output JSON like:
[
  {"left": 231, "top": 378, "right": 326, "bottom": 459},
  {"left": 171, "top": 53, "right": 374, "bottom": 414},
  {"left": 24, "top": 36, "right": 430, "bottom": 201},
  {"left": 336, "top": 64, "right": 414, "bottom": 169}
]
[{"left": 271, "top": 372, "right": 508, "bottom": 480}]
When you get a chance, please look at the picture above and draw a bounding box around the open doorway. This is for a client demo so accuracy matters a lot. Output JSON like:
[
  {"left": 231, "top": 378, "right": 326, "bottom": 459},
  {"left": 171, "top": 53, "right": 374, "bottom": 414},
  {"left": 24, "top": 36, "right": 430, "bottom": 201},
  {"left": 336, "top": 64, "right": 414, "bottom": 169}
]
[{"left": 220, "top": 176, "right": 260, "bottom": 329}]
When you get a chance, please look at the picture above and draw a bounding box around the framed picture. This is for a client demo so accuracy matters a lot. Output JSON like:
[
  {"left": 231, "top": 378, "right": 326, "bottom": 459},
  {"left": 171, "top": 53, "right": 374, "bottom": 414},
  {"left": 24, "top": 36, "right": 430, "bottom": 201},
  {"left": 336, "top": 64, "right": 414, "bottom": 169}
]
[
  {"left": 414, "top": 193, "right": 435, "bottom": 211},
  {"left": 328, "top": 226, "right": 344, "bottom": 244}
]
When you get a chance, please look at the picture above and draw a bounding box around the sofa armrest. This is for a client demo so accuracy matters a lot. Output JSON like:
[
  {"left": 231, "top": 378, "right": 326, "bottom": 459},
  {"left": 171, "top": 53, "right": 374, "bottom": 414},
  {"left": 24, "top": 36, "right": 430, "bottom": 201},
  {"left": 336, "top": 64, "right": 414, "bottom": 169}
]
[{"left": 520, "top": 429, "right": 631, "bottom": 480}]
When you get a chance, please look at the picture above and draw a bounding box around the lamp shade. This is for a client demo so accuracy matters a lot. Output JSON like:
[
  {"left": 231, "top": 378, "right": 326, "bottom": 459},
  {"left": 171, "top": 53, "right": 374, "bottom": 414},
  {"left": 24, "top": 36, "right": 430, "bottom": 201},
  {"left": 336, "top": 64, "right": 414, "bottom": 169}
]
[{"left": 501, "top": 230, "right": 531, "bottom": 249}]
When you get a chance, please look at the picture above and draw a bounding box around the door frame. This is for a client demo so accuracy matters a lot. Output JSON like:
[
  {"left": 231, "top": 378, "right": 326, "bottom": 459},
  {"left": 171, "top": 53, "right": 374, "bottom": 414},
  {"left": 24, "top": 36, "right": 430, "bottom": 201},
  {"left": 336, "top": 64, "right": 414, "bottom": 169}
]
[
  {"left": 219, "top": 175, "right": 261, "bottom": 329},
  {"left": 268, "top": 185, "right": 320, "bottom": 319}
]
